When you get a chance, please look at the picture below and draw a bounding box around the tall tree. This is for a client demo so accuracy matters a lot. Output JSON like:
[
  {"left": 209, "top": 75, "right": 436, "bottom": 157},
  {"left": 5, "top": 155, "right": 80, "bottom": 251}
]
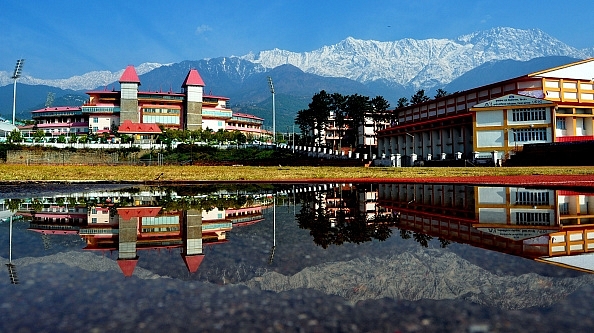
[
  {"left": 345, "top": 94, "right": 371, "bottom": 147},
  {"left": 296, "top": 90, "right": 333, "bottom": 146},
  {"left": 309, "top": 90, "right": 333, "bottom": 145},
  {"left": 410, "top": 89, "right": 430, "bottom": 105},
  {"left": 330, "top": 93, "right": 347, "bottom": 150},
  {"left": 392, "top": 97, "right": 410, "bottom": 126},
  {"left": 370, "top": 95, "right": 391, "bottom": 135},
  {"left": 434, "top": 88, "right": 448, "bottom": 99},
  {"left": 396, "top": 97, "right": 409, "bottom": 108}
]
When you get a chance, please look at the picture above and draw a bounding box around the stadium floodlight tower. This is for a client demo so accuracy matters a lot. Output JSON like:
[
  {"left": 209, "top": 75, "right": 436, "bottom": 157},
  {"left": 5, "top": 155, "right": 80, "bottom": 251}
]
[
  {"left": 11, "top": 59, "right": 25, "bottom": 125},
  {"left": 267, "top": 76, "right": 276, "bottom": 144}
]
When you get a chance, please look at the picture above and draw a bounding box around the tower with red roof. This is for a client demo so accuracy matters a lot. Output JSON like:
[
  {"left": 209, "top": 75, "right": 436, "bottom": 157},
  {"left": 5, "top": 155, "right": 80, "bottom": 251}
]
[
  {"left": 116, "top": 207, "right": 142, "bottom": 277},
  {"left": 182, "top": 68, "right": 205, "bottom": 130},
  {"left": 181, "top": 209, "right": 205, "bottom": 273},
  {"left": 119, "top": 65, "right": 141, "bottom": 125}
]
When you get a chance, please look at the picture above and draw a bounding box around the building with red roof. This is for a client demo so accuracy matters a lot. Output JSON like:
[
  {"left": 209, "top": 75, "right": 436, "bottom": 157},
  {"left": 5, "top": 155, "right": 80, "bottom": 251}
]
[{"left": 25, "top": 66, "right": 269, "bottom": 141}]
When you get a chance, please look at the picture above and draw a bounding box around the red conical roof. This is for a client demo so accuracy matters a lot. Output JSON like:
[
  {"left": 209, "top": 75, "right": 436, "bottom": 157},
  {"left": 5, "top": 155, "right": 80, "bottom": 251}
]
[
  {"left": 182, "top": 69, "right": 205, "bottom": 87},
  {"left": 119, "top": 65, "right": 141, "bottom": 84},
  {"left": 182, "top": 254, "right": 205, "bottom": 273},
  {"left": 117, "top": 258, "right": 139, "bottom": 277}
]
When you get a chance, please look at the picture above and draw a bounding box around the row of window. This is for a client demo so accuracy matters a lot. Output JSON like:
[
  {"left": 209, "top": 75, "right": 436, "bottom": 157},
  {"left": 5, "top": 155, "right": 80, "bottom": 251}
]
[
  {"left": 511, "top": 107, "right": 547, "bottom": 122},
  {"left": 515, "top": 212, "right": 551, "bottom": 225},
  {"left": 91, "top": 127, "right": 110, "bottom": 132},
  {"left": 515, "top": 191, "right": 550, "bottom": 205},
  {"left": 143, "top": 108, "right": 180, "bottom": 114},
  {"left": 41, "top": 128, "right": 89, "bottom": 134},
  {"left": 512, "top": 128, "right": 547, "bottom": 142},
  {"left": 143, "top": 115, "right": 180, "bottom": 125},
  {"left": 40, "top": 118, "right": 85, "bottom": 124}
]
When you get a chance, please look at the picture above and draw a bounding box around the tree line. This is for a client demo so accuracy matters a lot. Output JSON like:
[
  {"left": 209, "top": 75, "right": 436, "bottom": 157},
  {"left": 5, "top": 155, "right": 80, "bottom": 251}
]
[
  {"left": 295, "top": 89, "right": 448, "bottom": 148},
  {"left": 295, "top": 91, "right": 391, "bottom": 148}
]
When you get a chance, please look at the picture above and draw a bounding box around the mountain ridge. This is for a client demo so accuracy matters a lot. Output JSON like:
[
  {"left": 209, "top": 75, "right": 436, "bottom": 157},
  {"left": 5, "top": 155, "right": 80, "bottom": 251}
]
[
  {"left": 2, "top": 27, "right": 593, "bottom": 126},
  {"left": 241, "top": 27, "right": 593, "bottom": 90},
  {"left": 2, "top": 27, "right": 591, "bottom": 92}
]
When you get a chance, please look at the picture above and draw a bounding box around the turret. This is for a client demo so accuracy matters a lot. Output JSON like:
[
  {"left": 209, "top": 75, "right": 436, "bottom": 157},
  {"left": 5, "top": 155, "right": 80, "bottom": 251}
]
[
  {"left": 182, "top": 69, "right": 205, "bottom": 130},
  {"left": 119, "top": 65, "right": 141, "bottom": 124}
]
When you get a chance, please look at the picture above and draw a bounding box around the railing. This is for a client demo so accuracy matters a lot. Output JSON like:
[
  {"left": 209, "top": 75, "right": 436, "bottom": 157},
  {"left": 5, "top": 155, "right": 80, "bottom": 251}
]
[{"left": 556, "top": 135, "right": 594, "bottom": 142}]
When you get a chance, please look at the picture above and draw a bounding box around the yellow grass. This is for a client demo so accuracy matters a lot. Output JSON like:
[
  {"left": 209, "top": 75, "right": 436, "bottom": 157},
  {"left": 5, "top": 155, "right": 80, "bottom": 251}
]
[{"left": 1, "top": 164, "right": 594, "bottom": 182}]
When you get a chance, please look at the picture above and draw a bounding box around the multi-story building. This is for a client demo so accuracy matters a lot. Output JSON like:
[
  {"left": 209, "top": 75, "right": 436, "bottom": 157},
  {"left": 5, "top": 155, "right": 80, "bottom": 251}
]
[
  {"left": 317, "top": 112, "right": 392, "bottom": 152},
  {"left": 376, "top": 58, "right": 594, "bottom": 165},
  {"left": 23, "top": 66, "right": 268, "bottom": 140}
]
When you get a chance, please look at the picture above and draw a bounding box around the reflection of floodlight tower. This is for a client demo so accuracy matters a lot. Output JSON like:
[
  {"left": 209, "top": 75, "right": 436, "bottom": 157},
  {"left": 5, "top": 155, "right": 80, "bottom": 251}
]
[
  {"left": 269, "top": 195, "right": 276, "bottom": 264},
  {"left": 267, "top": 76, "right": 276, "bottom": 143},
  {"left": 6, "top": 216, "right": 19, "bottom": 284},
  {"left": 12, "top": 59, "right": 25, "bottom": 125}
]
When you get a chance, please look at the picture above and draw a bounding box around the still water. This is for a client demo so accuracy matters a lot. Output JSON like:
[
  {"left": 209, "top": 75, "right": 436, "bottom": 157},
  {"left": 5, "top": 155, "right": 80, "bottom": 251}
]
[{"left": 1, "top": 183, "right": 594, "bottom": 332}]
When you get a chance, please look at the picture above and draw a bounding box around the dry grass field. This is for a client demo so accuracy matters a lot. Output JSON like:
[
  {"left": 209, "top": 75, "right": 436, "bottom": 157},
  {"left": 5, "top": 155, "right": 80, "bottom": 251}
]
[{"left": 1, "top": 164, "right": 594, "bottom": 183}]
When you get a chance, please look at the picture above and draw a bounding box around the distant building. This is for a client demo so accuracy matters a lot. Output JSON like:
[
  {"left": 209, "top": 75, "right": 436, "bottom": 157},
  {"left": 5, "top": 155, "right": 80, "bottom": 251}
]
[
  {"left": 315, "top": 111, "right": 392, "bottom": 152},
  {"left": 24, "top": 66, "right": 268, "bottom": 141},
  {"left": 0, "top": 121, "right": 18, "bottom": 141}
]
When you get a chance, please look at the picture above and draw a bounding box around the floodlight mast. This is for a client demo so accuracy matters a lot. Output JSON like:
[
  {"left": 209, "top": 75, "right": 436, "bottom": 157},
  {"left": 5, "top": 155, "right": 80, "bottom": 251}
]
[
  {"left": 11, "top": 59, "right": 25, "bottom": 125},
  {"left": 267, "top": 76, "right": 276, "bottom": 143}
]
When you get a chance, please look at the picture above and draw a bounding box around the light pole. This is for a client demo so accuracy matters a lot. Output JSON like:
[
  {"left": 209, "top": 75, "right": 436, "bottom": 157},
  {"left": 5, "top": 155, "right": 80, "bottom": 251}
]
[
  {"left": 11, "top": 59, "right": 25, "bottom": 125},
  {"left": 405, "top": 132, "right": 414, "bottom": 166},
  {"left": 267, "top": 76, "right": 276, "bottom": 144}
]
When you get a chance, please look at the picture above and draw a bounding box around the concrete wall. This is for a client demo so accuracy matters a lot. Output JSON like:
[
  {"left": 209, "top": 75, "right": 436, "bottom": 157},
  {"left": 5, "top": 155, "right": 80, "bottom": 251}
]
[{"left": 6, "top": 149, "right": 144, "bottom": 165}]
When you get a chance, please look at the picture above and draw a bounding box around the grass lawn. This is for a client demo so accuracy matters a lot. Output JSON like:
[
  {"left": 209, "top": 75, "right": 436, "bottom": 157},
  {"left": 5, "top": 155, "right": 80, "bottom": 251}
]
[{"left": 2, "top": 164, "right": 594, "bottom": 182}]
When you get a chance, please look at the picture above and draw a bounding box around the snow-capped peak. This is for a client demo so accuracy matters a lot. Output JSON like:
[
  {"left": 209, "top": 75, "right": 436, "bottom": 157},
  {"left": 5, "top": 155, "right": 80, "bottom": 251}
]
[{"left": 240, "top": 27, "right": 593, "bottom": 90}]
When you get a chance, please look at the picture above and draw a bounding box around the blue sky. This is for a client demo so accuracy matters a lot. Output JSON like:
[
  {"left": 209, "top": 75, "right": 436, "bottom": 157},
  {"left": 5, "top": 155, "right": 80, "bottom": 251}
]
[{"left": 2, "top": 0, "right": 593, "bottom": 79}]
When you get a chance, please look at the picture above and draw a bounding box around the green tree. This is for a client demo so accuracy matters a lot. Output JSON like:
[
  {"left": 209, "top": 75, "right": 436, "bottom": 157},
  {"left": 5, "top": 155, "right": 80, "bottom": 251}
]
[
  {"left": 33, "top": 130, "right": 46, "bottom": 143},
  {"left": 295, "top": 108, "right": 315, "bottom": 145},
  {"left": 410, "top": 89, "right": 429, "bottom": 105},
  {"left": 370, "top": 95, "right": 391, "bottom": 133},
  {"left": 120, "top": 134, "right": 134, "bottom": 144},
  {"left": 330, "top": 93, "right": 347, "bottom": 150},
  {"left": 434, "top": 88, "right": 448, "bottom": 99},
  {"left": 396, "top": 97, "right": 409, "bottom": 108},
  {"left": 7, "top": 130, "right": 22, "bottom": 143},
  {"left": 344, "top": 94, "right": 371, "bottom": 147},
  {"left": 308, "top": 90, "right": 333, "bottom": 146},
  {"left": 57, "top": 134, "right": 67, "bottom": 144},
  {"left": 101, "top": 132, "right": 111, "bottom": 143}
]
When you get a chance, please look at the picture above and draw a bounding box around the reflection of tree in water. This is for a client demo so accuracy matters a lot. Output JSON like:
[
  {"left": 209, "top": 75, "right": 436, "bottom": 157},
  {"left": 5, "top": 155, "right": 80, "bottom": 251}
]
[
  {"left": 412, "top": 232, "right": 433, "bottom": 248},
  {"left": 296, "top": 191, "right": 396, "bottom": 249},
  {"left": 294, "top": 185, "right": 451, "bottom": 249}
]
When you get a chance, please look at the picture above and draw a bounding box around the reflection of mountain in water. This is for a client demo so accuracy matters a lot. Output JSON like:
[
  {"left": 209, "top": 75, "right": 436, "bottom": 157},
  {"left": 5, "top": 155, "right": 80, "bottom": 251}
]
[
  {"left": 0, "top": 251, "right": 163, "bottom": 279},
  {"left": 244, "top": 248, "right": 594, "bottom": 309},
  {"left": 5, "top": 183, "right": 594, "bottom": 309}
]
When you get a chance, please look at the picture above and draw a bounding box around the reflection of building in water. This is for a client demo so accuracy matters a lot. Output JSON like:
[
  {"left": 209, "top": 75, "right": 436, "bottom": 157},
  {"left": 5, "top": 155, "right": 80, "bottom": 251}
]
[
  {"left": 306, "top": 184, "right": 392, "bottom": 226},
  {"left": 378, "top": 184, "right": 594, "bottom": 273},
  {"left": 16, "top": 190, "right": 269, "bottom": 276}
]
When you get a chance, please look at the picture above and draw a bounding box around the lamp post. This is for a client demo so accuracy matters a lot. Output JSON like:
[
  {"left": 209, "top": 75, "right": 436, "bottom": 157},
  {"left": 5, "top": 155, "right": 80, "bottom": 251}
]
[
  {"left": 405, "top": 132, "right": 414, "bottom": 166},
  {"left": 11, "top": 59, "right": 25, "bottom": 125},
  {"left": 267, "top": 76, "right": 276, "bottom": 144}
]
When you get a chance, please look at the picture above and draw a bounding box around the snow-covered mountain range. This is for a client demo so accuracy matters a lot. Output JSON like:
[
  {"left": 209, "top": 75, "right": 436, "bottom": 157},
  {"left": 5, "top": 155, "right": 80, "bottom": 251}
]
[
  {"left": 0, "top": 62, "right": 166, "bottom": 91},
  {"left": 1, "top": 27, "right": 593, "bottom": 92},
  {"left": 241, "top": 27, "right": 593, "bottom": 90}
]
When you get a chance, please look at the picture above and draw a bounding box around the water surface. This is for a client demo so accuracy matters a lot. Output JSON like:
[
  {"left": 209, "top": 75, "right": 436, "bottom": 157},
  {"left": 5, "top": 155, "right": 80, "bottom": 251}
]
[{"left": 1, "top": 183, "right": 593, "bottom": 332}]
